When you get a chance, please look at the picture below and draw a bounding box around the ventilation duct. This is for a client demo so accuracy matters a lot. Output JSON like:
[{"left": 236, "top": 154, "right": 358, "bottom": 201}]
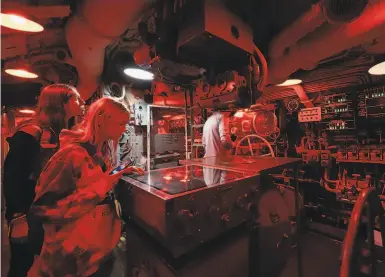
[
  {"left": 323, "top": 0, "right": 369, "bottom": 23},
  {"left": 65, "top": 0, "right": 154, "bottom": 100},
  {"left": 269, "top": 2, "right": 327, "bottom": 60},
  {"left": 292, "top": 85, "right": 314, "bottom": 108},
  {"left": 268, "top": 0, "right": 384, "bottom": 84}
]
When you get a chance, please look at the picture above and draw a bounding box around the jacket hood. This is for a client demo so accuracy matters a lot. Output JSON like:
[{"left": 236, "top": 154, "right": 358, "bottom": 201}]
[{"left": 59, "top": 129, "right": 84, "bottom": 147}]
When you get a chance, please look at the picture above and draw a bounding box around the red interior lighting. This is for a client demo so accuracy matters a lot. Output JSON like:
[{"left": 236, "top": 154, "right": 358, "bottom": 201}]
[
  {"left": 1, "top": 13, "right": 44, "bottom": 32},
  {"left": 368, "top": 61, "right": 385, "bottom": 75},
  {"left": 19, "top": 109, "right": 36, "bottom": 114},
  {"left": 277, "top": 79, "right": 303, "bottom": 86},
  {"left": 5, "top": 69, "right": 39, "bottom": 79}
]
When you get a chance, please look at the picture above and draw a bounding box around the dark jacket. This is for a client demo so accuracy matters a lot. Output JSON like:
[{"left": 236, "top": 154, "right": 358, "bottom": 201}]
[
  {"left": 3, "top": 120, "right": 57, "bottom": 222},
  {"left": 3, "top": 120, "right": 43, "bottom": 221}
]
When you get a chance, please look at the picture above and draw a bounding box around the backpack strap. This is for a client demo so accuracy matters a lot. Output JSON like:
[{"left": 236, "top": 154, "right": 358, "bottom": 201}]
[{"left": 17, "top": 124, "right": 43, "bottom": 142}]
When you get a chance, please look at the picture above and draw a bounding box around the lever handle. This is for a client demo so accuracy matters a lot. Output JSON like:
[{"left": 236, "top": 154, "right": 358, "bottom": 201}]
[{"left": 276, "top": 233, "right": 289, "bottom": 249}]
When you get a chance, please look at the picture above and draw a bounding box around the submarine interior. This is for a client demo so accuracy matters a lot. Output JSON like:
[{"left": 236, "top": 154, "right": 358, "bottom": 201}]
[{"left": 1, "top": 0, "right": 385, "bottom": 276}]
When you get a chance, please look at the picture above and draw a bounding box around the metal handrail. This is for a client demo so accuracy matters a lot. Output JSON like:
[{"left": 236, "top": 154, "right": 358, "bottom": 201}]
[{"left": 340, "top": 187, "right": 385, "bottom": 277}]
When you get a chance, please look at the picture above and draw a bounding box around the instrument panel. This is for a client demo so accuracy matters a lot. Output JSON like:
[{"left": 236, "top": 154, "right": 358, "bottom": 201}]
[
  {"left": 229, "top": 109, "right": 279, "bottom": 138},
  {"left": 277, "top": 85, "right": 385, "bottom": 233}
]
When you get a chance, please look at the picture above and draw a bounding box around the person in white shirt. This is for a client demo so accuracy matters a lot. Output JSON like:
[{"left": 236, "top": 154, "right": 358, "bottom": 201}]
[
  {"left": 203, "top": 167, "right": 227, "bottom": 187},
  {"left": 202, "top": 111, "right": 234, "bottom": 157}
]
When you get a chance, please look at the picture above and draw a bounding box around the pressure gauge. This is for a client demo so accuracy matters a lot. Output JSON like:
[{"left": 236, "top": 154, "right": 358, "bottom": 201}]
[{"left": 287, "top": 99, "right": 300, "bottom": 112}]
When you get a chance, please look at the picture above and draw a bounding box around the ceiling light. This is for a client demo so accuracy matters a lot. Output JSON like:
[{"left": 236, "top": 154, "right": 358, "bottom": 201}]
[
  {"left": 5, "top": 69, "right": 38, "bottom": 79},
  {"left": 124, "top": 68, "right": 154, "bottom": 80},
  {"left": 19, "top": 109, "right": 35, "bottom": 114},
  {"left": 1, "top": 13, "right": 44, "bottom": 32},
  {"left": 277, "top": 79, "right": 303, "bottom": 86},
  {"left": 368, "top": 61, "right": 385, "bottom": 75}
]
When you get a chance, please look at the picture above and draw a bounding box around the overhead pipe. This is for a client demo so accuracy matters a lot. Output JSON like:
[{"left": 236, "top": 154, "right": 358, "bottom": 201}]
[
  {"left": 291, "top": 85, "right": 314, "bottom": 108},
  {"left": 258, "top": 85, "right": 314, "bottom": 107},
  {"left": 65, "top": 0, "right": 154, "bottom": 101},
  {"left": 251, "top": 45, "right": 269, "bottom": 90},
  {"left": 269, "top": 2, "right": 327, "bottom": 60},
  {"left": 268, "top": 0, "right": 385, "bottom": 84}
]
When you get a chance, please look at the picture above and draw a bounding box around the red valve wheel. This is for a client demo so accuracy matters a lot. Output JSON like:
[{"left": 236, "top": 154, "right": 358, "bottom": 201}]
[{"left": 235, "top": 134, "right": 275, "bottom": 157}]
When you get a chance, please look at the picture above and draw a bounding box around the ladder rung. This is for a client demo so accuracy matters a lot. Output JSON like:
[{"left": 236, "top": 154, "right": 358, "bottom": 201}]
[
  {"left": 193, "top": 143, "right": 203, "bottom": 147},
  {"left": 192, "top": 124, "right": 204, "bottom": 128}
]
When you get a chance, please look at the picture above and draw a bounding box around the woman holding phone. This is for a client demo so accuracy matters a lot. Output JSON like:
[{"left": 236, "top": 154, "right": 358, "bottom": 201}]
[{"left": 28, "top": 97, "right": 144, "bottom": 277}]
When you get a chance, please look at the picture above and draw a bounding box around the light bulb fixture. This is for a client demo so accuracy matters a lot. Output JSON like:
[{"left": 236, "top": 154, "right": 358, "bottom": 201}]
[
  {"left": 5, "top": 68, "right": 39, "bottom": 79},
  {"left": 277, "top": 79, "right": 303, "bottom": 86},
  {"left": 368, "top": 61, "right": 385, "bottom": 75},
  {"left": 124, "top": 68, "right": 154, "bottom": 80},
  {"left": 18, "top": 109, "right": 36, "bottom": 114},
  {"left": 1, "top": 13, "right": 44, "bottom": 32}
]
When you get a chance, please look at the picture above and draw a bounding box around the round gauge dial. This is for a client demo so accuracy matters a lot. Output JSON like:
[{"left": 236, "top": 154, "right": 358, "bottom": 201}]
[
  {"left": 109, "top": 83, "right": 124, "bottom": 98},
  {"left": 287, "top": 99, "right": 300, "bottom": 112},
  {"left": 252, "top": 111, "right": 278, "bottom": 137}
]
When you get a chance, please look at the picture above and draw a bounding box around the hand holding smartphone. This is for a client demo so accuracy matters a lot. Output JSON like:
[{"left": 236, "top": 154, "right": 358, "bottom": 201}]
[{"left": 109, "top": 164, "right": 145, "bottom": 176}]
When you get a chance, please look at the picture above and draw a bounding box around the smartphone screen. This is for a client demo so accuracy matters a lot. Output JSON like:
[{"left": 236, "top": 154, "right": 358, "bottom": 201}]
[{"left": 109, "top": 163, "right": 130, "bottom": 175}]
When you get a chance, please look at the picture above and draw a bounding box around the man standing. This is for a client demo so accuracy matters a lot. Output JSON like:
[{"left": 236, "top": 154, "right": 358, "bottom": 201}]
[{"left": 202, "top": 110, "right": 234, "bottom": 157}]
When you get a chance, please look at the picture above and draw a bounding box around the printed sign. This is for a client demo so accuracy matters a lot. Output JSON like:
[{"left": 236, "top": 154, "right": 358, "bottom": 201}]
[{"left": 298, "top": 107, "right": 322, "bottom": 122}]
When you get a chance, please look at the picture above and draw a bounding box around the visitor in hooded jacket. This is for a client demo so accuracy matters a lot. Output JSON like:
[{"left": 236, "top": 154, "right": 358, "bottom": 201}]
[{"left": 27, "top": 97, "right": 144, "bottom": 277}]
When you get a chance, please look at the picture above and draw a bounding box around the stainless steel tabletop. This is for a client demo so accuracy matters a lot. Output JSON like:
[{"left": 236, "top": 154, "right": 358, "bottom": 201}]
[
  {"left": 121, "top": 164, "right": 256, "bottom": 200},
  {"left": 179, "top": 156, "right": 302, "bottom": 173}
]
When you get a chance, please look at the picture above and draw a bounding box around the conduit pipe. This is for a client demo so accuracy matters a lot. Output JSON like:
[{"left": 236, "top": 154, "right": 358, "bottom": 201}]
[
  {"left": 292, "top": 85, "right": 314, "bottom": 108},
  {"left": 323, "top": 168, "right": 340, "bottom": 193},
  {"left": 324, "top": 168, "right": 338, "bottom": 184},
  {"left": 65, "top": 0, "right": 154, "bottom": 101},
  {"left": 268, "top": 0, "right": 385, "bottom": 84},
  {"left": 251, "top": 45, "right": 269, "bottom": 90}
]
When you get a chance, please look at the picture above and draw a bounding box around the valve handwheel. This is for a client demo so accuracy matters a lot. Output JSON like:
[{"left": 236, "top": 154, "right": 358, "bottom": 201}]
[
  {"left": 340, "top": 188, "right": 385, "bottom": 277},
  {"left": 235, "top": 134, "right": 275, "bottom": 157}
]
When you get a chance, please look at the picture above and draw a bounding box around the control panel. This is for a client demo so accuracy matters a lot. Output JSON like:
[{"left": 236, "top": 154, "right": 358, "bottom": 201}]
[
  {"left": 132, "top": 99, "right": 148, "bottom": 126},
  {"left": 298, "top": 107, "right": 322, "bottom": 122},
  {"left": 277, "top": 85, "right": 385, "bottom": 232}
]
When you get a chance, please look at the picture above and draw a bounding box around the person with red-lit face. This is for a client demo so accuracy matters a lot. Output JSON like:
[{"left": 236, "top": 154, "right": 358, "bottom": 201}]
[
  {"left": 35, "top": 84, "right": 85, "bottom": 132},
  {"left": 64, "top": 92, "right": 85, "bottom": 119},
  {"left": 3, "top": 84, "right": 84, "bottom": 277},
  {"left": 27, "top": 97, "right": 143, "bottom": 277},
  {"left": 101, "top": 110, "right": 131, "bottom": 141}
]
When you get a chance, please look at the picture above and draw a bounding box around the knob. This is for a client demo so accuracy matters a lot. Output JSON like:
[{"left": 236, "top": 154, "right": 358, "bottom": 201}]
[
  {"left": 277, "top": 233, "right": 289, "bottom": 249},
  {"left": 236, "top": 194, "right": 249, "bottom": 209},
  {"left": 221, "top": 214, "right": 231, "bottom": 227},
  {"left": 177, "top": 209, "right": 194, "bottom": 221}
]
